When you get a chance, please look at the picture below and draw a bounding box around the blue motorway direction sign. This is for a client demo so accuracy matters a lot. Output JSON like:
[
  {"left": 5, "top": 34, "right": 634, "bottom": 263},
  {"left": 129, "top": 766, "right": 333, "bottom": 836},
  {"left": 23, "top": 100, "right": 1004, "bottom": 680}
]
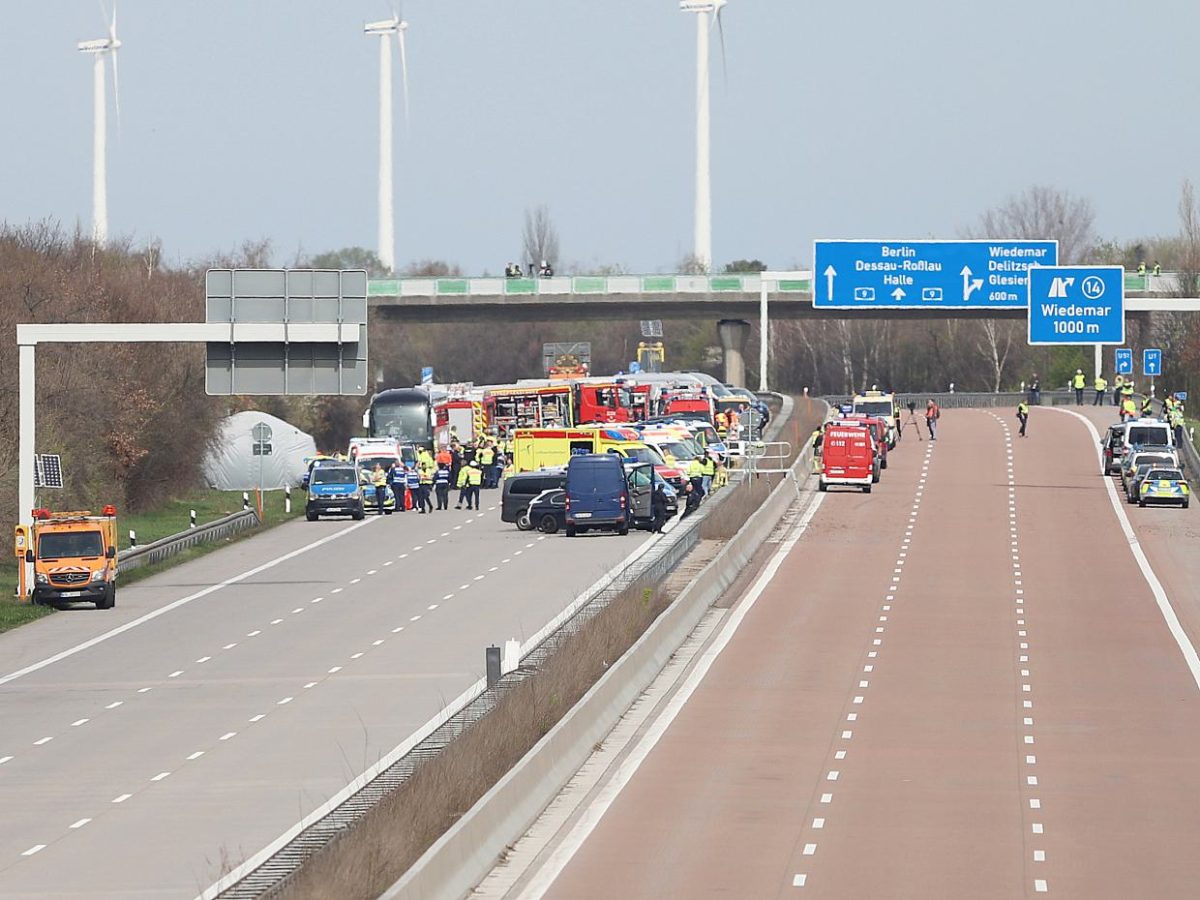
[
  {"left": 1144, "top": 348, "right": 1162, "bottom": 376},
  {"left": 1027, "top": 266, "right": 1125, "bottom": 345},
  {"left": 1114, "top": 348, "right": 1134, "bottom": 375},
  {"left": 813, "top": 240, "right": 1058, "bottom": 309}
]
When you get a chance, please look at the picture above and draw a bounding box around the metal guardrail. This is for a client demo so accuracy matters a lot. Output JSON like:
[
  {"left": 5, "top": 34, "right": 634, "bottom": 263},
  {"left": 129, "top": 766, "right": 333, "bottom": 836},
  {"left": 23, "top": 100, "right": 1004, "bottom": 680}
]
[
  {"left": 118, "top": 509, "right": 260, "bottom": 573},
  {"left": 214, "top": 400, "right": 796, "bottom": 900}
]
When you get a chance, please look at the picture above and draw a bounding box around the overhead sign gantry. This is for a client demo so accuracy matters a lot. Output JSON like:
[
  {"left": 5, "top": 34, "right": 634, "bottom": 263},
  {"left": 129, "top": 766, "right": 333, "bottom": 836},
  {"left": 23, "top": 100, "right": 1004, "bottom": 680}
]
[{"left": 814, "top": 239, "right": 1058, "bottom": 309}]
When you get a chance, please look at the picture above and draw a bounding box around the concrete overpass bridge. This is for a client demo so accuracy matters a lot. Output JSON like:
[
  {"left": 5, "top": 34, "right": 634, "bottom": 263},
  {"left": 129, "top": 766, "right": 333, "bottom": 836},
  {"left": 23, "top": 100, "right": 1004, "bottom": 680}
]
[{"left": 368, "top": 272, "right": 1198, "bottom": 387}]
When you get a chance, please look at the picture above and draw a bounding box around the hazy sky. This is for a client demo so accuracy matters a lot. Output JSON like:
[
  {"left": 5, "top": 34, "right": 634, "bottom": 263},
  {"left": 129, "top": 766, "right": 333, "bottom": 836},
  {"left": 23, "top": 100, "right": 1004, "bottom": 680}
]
[{"left": 2, "top": 1, "right": 1197, "bottom": 274}]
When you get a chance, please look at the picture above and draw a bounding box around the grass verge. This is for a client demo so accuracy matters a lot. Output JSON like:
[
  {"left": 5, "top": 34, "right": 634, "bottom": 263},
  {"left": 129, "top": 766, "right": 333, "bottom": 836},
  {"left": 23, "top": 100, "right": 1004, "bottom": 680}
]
[{"left": 1, "top": 487, "right": 301, "bottom": 633}]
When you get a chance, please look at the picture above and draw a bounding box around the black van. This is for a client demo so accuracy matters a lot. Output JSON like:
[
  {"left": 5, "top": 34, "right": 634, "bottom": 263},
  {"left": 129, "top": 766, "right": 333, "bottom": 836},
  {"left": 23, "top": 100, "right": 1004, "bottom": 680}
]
[{"left": 500, "top": 468, "right": 568, "bottom": 527}]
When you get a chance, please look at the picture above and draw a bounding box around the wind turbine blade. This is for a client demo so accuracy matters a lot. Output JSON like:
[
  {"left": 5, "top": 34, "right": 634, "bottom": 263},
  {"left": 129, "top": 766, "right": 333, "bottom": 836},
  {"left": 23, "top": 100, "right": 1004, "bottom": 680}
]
[
  {"left": 397, "top": 29, "right": 410, "bottom": 130},
  {"left": 109, "top": 1, "right": 117, "bottom": 42}
]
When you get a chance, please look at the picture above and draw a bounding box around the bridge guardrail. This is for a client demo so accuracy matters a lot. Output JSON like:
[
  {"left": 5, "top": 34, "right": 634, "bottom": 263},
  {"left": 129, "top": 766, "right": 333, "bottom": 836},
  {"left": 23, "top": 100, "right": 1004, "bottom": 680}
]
[{"left": 118, "top": 509, "right": 260, "bottom": 574}]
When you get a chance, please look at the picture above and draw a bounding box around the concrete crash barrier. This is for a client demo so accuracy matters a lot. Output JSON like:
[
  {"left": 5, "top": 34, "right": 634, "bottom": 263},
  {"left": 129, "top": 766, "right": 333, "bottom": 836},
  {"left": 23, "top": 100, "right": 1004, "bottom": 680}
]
[{"left": 382, "top": 401, "right": 828, "bottom": 900}]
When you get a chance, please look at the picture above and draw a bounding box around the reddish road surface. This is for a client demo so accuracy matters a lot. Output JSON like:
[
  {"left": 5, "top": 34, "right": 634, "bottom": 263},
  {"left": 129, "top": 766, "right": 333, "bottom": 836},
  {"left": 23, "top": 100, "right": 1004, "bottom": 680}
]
[{"left": 532, "top": 405, "right": 1200, "bottom": 898}]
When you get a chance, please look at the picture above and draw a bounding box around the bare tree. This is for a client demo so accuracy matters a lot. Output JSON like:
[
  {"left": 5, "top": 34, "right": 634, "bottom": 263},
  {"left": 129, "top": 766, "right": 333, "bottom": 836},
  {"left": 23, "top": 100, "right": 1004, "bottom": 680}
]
[
  {"left": 963, "top": 185, "right": 1096, "bottom": 264},
  {"left": 521, "top": 205, "right": 560, "bottom": 272},
  {"left": 1176, "top": 179, "right": 1200, "bottom": 296},
  {"left": 677, "top": 252, "right": 708, "bottom": 275},
  {"left": 973, "top": 319, "right": 1017, "bottom": 391}
]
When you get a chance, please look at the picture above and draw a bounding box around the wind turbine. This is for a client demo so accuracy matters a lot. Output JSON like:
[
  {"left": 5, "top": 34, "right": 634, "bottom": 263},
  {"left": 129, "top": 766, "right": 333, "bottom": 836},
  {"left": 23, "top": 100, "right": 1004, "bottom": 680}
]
[
  {"left": 679, "top": 0, "right": 727, "bottom": 273},
  {"left": 78, "top": 4, "right": 122, "bottom": 245},
  {"left": 364, "top": 11, "right": 410, "bottom": 275}
]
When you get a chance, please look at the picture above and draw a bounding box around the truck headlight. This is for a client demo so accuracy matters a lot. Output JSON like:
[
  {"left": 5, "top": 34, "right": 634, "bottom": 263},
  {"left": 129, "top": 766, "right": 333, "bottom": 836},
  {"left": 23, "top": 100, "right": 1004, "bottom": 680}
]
[
  {"left": 91, "top": 570, "right": 106, "bottom": 582},
  {"left": 35, "top": 573, "right": 49, "bottom": 585}
]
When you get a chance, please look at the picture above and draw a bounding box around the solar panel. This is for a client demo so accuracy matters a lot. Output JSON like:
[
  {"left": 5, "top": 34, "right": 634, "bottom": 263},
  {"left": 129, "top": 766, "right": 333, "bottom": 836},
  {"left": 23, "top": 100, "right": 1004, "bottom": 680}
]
[{"left": 34, "top": 454, "right": 64, "bottom": 489}]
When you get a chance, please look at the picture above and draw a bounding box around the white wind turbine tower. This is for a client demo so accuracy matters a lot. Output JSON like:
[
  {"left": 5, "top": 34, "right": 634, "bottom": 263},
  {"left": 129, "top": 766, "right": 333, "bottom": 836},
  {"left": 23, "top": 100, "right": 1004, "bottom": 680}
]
[
  {"left": 680, "top": 0, "right": 727, "bottom": 273},
  {"left": 78, "top": 4, "right": 122, "bottom": 245},
  {"left": 365, "top": 12, "right": 410, "bottom": 275}
]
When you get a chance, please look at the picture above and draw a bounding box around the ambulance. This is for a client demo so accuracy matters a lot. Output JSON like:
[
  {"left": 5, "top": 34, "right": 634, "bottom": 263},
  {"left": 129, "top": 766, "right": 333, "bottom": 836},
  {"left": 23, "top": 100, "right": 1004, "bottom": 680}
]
[
  {"left": 851, "top": 390, "right": 898, "bottom": 448},
  {"left": 25, "top": 506, "right": 119, "bottom": 609}
]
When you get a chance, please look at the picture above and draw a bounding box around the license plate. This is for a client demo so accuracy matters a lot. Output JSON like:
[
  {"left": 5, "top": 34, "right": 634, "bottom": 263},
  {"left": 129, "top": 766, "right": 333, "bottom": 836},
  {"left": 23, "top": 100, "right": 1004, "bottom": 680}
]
[
  {"left": 574, "top": 512, "right": 593, "bottom": 518},
  {"left": 59, "top": 591, "right": 82, "bottom": 598}
]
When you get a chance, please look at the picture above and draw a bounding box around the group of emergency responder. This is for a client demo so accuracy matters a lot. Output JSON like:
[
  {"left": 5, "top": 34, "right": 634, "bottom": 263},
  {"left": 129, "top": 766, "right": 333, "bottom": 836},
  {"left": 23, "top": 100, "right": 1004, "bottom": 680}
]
[
  {"left": 1019, "top": 371, "right": 1187, "bottom": 438},
  {"left": 356, "top": 437, "right": 511, "bottom": 515}
]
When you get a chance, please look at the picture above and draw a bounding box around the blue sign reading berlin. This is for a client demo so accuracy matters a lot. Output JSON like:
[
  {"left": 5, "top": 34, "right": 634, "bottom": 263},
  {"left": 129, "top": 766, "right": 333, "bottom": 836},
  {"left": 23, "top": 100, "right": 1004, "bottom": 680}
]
[{"left": 813, "top": 240, "right": 1058, "bottom": 309}]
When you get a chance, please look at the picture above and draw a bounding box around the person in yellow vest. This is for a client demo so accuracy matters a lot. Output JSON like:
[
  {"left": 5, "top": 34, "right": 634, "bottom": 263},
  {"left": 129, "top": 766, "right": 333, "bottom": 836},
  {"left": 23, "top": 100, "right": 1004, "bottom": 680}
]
[
  {"left": 1017, "top": 399, "right": 1029, "bottom": 438},
  {"left": 1120, "top": 395, "right": 1138, "bottom": 422},
  {"left": 1141, "top": 394, "right": 1155, "bottom": 417},
  {"left": 464, "top": 459, "right": 483, "bottom": 510},
  {"left": 1112, "top": 374, "right": 1124, "bottom": 406},
  {"left": 1093, "top": 374, "right": 1107, "bottom": 406},
  {"left": 698, "top": 453, "right": 717, "bottom": 495},
  {"left": 370, "top": 463, "right": 388, "bottom": 515},
  {"left": 712, "top": 458, "right": 729, "bottom": 490},
  {"left": 478, "top": 441, "right": 496, "bottom": 489},
  {"left": 1072, "top": 369, "right": 1087, "bottom": 406},
  {"left": 417, "top": 456, "right": 435, "bottom": 513},
  {"left": 686, "top": 456, "right": 705, "bottom": 499},
  {"left": 715, "top": 410, "right": 729, "bottom": 439}
]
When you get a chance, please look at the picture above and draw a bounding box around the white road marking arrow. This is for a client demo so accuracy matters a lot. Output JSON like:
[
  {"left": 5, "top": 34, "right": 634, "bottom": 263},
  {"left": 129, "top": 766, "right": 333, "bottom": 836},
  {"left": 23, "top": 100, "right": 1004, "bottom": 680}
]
[
  {"left": 961, "top": 266, "right": 984, "bottom": 302},
  {"left": 823, "top": 265, "right": 836, "bottom": 302}
]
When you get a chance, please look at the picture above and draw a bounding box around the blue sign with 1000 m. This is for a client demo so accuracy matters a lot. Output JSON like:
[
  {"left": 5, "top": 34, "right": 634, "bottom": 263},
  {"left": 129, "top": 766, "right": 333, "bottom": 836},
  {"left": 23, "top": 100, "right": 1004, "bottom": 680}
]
[
  {"left": 1027, "top": 266, "right": 1125, "bottom": 345},
  {"left": 813, "top": 240, "right": 1058, "bottom": 309}
]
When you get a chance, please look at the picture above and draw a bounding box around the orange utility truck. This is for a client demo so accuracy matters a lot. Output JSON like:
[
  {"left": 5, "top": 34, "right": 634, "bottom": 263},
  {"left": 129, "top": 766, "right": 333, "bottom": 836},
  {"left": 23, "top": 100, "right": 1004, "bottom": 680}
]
[{"left": 27, "top": 506, "right": 119, "bottom": 609}]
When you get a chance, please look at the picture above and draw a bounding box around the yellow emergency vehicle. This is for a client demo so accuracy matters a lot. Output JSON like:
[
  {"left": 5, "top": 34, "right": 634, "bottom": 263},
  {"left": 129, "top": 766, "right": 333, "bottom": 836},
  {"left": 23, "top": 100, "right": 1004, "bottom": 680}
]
[{"left": 24, "top": 506, "right": 119, "bottom": 609}]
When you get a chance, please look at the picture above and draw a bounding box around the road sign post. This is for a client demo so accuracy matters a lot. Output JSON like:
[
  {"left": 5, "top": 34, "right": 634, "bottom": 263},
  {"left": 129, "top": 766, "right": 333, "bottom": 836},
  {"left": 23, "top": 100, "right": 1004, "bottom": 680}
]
[
  {"left": 814, "top": 240, "right": 1058, "bottom": 309},
  {"left": 1027, "top": 266, "right": 1125, "bottom": 346}
]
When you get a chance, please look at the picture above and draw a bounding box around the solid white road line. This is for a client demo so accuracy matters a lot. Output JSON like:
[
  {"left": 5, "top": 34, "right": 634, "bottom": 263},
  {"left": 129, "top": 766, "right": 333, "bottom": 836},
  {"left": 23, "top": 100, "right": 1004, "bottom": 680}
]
[
  {"left": 0, "top": 517, "right": 377, "bottom": 688},
  {"left": 516, "top": 488, "right": 827, "bottom": 900},
  {"left": 1053, "top": 408, "right": 1200, "bottom": 691}
]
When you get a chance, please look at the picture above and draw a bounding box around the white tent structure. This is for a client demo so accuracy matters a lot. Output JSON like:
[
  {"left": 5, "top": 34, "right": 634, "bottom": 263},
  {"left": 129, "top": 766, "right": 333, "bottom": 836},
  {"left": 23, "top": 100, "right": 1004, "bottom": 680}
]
[{"left": 203, "top": 410, "right": 317, "bottom": 491}]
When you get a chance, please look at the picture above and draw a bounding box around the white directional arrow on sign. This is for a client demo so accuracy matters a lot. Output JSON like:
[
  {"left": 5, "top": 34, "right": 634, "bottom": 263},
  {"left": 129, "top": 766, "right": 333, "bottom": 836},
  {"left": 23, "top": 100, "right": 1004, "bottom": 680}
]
[
  {"left": 891, "top": 287, "right": 906, "bottom": 302},
  {"left": 824, "top": 265, "right": 837, "bottom": 302},
  {"left": 961, "top": 266, "right": 984, "bottom": 302}
]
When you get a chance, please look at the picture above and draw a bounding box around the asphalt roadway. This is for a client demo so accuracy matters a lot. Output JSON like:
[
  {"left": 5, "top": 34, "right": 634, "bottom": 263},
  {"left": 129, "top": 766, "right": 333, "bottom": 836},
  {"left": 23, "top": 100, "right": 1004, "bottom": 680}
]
[
  {"left": 500, "top": 404, "right": 1200, "bottom": 899},
  {"left": 0, "top": 495, "right": 663, "bottom": 899}
]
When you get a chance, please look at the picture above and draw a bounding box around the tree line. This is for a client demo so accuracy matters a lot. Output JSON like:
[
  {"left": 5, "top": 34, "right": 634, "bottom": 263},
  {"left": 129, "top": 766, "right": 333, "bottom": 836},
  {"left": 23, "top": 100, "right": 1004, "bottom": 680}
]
[{"left": 3, "top": 183, "right": 1199, "bottom": 523}]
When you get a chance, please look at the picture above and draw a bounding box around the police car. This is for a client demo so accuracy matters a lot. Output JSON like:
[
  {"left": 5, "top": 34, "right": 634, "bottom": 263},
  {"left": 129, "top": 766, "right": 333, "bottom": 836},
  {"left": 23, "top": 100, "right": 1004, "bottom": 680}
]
[{"left": 1138, "top": 468, "right": 1190, "bottom": 509}]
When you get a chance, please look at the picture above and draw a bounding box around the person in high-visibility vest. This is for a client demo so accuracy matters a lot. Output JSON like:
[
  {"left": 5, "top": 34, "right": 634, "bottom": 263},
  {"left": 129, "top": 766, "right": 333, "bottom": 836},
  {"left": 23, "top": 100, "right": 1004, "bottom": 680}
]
[
  {"left": 371, "top": 464, "right": 388, "bottom": 515},
  {"left": 434, "top": 463, "right": 451, "bottom": 511},
  {"left": 1120, "top": 395, "right": 1138, "bottom": 422},
  {"left": 417, "top": 457, "right": 434, "bottom": 513},
  {"left": 1141, "top": 394, "right": 1156, "bottom": 417},
  {"left": 698, "top": 453, "right": 717, "bottom": 495},
  {"left": 1072, "top": 369, "right": 1087, "bottom": 406},
  {"left": 1017, "top": 400, "right": 1029, "bottom": 438},
  {"left": 464, "top": 459, "right": 483, "bottom": 510},
  {"left": 1093, "top": 375, "right": 1107, "bottom": 406}
]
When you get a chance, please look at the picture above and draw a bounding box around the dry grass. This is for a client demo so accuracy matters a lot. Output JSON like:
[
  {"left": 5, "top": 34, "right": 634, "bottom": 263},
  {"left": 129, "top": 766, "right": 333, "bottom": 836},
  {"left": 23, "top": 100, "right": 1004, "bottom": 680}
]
[{"left": 279, "top": 582, "right": 668, "bottom": 900}]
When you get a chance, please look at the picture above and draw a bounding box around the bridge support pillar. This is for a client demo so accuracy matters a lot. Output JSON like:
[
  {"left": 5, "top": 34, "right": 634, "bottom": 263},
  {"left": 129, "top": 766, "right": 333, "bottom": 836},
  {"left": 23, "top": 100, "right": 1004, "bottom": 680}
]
[{"left": 718, "top": 319, "right": 751, "bottom": 388}]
